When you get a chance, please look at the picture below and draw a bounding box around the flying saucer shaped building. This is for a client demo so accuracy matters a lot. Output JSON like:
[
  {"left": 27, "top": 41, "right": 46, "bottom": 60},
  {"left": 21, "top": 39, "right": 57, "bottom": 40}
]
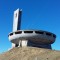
[{"left": 8, "top": 9, "right": 56, "bottom": 49}]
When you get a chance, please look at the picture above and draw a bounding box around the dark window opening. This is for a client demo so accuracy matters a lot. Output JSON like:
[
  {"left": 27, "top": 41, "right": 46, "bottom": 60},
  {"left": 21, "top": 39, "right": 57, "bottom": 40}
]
[
  {"left": 15, "top": 31, "right": 22, "bottom": 34},
  {"left": 9, "top": 33, "right": 13, "bottom": 36},
  {"left": 15, "top": 44, "right": 18, "bottom": 47},
  {"left": 35, "top": 31, "right": 44, "bottom": 34},
  {"left": 53, "top": 34, "right": 56, "bottom": 38},
  {"left": 46, "top": 33, "right": 51, "bottom": 36},
  {"left": 24, "top": 31, "right": 33, "bottom": 33}
]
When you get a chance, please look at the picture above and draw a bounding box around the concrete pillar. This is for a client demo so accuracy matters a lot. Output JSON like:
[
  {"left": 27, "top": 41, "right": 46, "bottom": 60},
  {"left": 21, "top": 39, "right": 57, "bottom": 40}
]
[
  {"left": 22, "top": 40, "right": 28, "bottom": 47},
  {"left": 21, "top": 40, "right": 28, "bottom": 47},
  {"left": 18, "top": 40, "right": 28, "bottom": 47},
  {"left": 12, "top": 40, "right": 28, "bottom": 48},
  {"left": 18, "top": 40, "right": 22, "bottom": 47}
]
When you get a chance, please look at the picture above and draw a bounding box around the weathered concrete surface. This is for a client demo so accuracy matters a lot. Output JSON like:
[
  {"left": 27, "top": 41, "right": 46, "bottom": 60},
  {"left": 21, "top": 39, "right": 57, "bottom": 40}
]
[{"left": 0, "top": 47, "right": 60, "bottom": 60}]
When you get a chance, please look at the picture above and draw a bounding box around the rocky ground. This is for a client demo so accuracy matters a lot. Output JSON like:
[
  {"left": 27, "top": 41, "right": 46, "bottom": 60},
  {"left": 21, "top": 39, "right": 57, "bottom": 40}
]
[{"left": 0, "top": 47, "right": 60, "bottom": 60}]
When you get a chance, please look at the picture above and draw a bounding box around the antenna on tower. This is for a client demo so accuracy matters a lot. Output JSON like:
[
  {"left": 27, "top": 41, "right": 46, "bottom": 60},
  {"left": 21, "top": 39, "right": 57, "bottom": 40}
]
[{"left": 13, "top": 8, "right": 22, "bottom": 32}]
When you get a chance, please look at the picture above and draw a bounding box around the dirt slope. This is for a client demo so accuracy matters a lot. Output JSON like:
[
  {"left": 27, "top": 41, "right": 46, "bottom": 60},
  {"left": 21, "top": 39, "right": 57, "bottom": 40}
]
[{"left": 0, "top": 47, "right": 60, "bottom": 60}]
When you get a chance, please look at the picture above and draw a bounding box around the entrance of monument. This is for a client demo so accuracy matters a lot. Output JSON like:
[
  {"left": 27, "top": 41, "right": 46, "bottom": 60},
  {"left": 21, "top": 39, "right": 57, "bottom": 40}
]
[{"left": 18, "top": 40, "right": 28, "bottom": 47}]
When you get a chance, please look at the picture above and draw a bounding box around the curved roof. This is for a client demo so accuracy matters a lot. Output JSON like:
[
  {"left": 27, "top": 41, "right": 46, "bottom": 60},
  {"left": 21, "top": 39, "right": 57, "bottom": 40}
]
[{"left": 8, "top": 30, "right": 56, "bottom": 44}]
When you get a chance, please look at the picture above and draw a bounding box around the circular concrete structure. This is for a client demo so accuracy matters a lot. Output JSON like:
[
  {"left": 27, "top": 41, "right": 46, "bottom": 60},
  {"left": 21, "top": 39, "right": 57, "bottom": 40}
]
[
  {"left": 8, "top": 30, "right": 56, "bottom": 45},
  {"left": 8, "top": 9, "right": 56, "bottom": 49}
]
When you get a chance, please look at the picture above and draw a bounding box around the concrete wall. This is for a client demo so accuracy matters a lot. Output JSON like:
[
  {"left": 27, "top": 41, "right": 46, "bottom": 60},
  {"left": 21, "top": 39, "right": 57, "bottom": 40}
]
[
  {"left": 12, "top": 40, "right": 51, "bottom": 49},
  {"left": 27, "top": 40, "right": 52, "bottom": 49}
]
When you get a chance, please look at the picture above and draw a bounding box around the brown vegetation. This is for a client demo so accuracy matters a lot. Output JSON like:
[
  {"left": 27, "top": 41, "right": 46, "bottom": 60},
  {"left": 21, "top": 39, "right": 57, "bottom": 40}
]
[{"left": 0, "top": 47, "right": 60, "bottom": 60}]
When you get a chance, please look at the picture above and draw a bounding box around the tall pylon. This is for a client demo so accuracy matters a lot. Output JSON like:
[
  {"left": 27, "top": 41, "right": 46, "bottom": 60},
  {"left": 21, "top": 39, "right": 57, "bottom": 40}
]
[{"left": 13, "top": 8, "right": 22, "bottom": 32}]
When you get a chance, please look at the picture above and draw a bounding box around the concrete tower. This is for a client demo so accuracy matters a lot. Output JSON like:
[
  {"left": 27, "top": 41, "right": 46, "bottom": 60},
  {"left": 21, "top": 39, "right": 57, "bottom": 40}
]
[
  {"left": 11, "top": 9, "right": 22, "bottom": 48},
  {"left": 13, "top": 8, "right": 22, "bottom": 32},
  {"left": 8, "top": 9, "right": 56, "bottom": 49}
]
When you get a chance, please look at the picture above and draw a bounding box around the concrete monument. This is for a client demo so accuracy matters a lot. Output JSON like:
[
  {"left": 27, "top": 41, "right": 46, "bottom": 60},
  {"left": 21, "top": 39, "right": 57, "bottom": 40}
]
[{"left": 8, "top": 9, "right": 56, "bottom": 49}]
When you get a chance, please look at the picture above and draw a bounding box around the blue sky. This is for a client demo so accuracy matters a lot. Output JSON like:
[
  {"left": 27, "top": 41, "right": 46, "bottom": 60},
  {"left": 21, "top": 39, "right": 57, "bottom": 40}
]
[{"left": 0, "top": 0, "right": 60, "bottom": 53}]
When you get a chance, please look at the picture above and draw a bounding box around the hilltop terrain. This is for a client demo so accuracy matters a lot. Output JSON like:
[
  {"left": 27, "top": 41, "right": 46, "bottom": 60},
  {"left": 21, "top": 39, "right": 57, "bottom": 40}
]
[{"left": 0, "top": 47, "right": 60, "bottom": 60}]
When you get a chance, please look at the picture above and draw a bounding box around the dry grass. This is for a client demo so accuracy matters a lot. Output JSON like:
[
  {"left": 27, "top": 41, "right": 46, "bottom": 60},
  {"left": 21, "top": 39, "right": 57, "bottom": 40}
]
[{"left": 0, "top": 47, "right": 60, "bottom": 60}]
